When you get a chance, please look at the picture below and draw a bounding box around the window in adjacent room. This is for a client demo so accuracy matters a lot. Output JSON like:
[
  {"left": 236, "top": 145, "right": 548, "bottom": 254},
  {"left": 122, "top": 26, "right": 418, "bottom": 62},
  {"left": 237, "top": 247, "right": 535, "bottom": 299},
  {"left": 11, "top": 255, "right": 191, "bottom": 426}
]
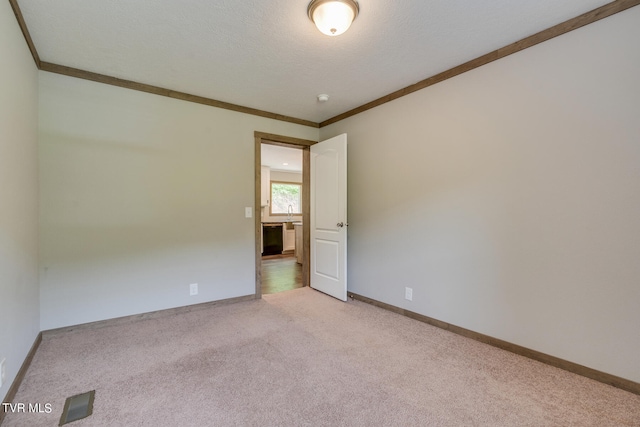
[{"left": 270, "top": 181, "right": 302, "bottom": 215}]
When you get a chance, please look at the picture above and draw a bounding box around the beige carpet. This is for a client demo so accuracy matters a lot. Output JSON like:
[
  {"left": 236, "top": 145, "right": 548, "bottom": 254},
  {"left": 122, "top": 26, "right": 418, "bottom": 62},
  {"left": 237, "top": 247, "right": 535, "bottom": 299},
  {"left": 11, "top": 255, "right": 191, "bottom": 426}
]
[{"left": 4, "top": 287, "right": 640, "bottom": 426}]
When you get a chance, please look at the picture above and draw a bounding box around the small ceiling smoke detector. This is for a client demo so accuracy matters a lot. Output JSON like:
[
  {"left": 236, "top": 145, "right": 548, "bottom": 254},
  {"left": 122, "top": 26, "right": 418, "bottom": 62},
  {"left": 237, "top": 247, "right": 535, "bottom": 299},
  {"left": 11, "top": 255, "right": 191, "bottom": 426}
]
[
  {"left": 317, "top": 94, "right": 330, "bottom": 102},
  {"left": 308, "top": 0, "right": 359, "bottom": 36}
]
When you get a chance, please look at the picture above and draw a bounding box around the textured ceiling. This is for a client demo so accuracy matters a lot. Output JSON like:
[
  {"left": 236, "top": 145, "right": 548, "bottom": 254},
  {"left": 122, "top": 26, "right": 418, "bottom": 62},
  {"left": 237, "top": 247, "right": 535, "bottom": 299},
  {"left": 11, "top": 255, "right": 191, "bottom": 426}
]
[{"left": 17, "top": 0, "right": 613, "bottom": 124}]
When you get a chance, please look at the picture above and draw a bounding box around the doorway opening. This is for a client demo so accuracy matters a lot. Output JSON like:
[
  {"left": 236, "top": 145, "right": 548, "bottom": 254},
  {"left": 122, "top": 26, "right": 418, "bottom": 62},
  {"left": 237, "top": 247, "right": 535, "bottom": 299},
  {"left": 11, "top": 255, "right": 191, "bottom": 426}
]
[{"left": 254, "top": 132, "right": 316, "bottom": 298}]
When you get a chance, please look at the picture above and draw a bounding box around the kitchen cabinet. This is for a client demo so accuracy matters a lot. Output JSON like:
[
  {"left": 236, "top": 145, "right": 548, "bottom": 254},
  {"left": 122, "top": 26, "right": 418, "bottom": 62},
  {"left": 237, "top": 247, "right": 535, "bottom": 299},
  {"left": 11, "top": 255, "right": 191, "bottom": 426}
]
[
  {"left": 283, "top": 222, "right": 295, "bottom": 252},
  {"left": 261, "top": 166, "right": 270, "bottom": 207}
]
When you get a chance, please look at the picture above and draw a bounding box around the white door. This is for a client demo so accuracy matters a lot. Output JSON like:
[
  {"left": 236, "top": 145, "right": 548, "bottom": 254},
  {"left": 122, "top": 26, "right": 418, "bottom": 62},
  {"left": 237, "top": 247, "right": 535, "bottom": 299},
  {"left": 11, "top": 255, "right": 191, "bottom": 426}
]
[{"left": 311, "top": 133, "right": 347, "bottom": 301}]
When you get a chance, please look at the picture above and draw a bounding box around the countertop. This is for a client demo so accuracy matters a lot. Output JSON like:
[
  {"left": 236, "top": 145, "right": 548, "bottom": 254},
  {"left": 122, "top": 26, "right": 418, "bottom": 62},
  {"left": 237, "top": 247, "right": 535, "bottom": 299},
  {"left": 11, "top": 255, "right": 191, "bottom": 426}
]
[{"left": 262, "top": 220, "right": 302, "bottom": 224}]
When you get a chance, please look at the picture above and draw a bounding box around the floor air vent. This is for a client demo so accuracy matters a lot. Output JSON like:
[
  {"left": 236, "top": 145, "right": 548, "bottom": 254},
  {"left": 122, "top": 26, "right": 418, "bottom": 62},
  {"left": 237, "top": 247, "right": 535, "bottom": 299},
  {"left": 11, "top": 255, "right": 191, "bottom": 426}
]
[{"left": 59, "top": 390, "right": 95, "bottom": 426}]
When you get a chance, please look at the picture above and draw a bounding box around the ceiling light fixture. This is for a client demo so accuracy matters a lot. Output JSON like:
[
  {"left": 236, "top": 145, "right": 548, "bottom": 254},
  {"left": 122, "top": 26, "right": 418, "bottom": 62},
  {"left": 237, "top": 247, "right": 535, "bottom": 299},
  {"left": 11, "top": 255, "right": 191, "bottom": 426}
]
[{"left": 308, "top": 0, "right": 359, "bottom": 36}]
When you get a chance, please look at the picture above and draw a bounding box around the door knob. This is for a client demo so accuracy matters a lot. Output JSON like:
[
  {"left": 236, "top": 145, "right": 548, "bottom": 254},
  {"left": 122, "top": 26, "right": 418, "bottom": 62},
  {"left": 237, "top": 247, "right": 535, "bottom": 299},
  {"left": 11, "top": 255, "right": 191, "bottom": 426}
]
[{"left": 337, "top": 222, "right": 344, "bottom": 228}]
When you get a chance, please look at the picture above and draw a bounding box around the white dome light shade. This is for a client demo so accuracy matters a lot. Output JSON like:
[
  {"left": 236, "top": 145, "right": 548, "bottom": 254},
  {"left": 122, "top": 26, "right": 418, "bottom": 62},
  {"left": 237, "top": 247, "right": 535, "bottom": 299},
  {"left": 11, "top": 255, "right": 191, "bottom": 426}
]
[{"left": 308, "top": 0, "right": 359, "bottom": 36}]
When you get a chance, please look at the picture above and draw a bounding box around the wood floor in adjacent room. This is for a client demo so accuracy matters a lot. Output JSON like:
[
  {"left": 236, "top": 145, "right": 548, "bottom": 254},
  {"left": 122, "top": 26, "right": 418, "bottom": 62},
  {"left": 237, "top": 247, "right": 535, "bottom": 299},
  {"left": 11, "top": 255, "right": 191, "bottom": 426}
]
[{"left": 261, "top": 253, "right": 302, "bottom": 295}]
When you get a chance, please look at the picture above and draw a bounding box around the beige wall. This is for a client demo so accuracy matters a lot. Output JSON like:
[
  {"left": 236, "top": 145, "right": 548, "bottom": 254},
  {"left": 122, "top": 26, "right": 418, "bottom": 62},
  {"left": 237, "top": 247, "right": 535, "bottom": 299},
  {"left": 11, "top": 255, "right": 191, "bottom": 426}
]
[
  {"left": 39, "top": 72, "right": 318, "bottom": 330},
  {"left": 321, "top": 7, "right": 640, "bottom": 382},
  {"left": 0, "top": 0, "right": 40, "bottom": 399}
]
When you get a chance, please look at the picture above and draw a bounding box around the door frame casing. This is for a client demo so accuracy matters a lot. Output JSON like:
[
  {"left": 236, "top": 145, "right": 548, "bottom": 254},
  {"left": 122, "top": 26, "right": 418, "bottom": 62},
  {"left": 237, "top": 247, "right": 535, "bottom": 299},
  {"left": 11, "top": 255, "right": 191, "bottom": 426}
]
[{"left": 254, "top": 132, "right": 317, "bottom": 299}]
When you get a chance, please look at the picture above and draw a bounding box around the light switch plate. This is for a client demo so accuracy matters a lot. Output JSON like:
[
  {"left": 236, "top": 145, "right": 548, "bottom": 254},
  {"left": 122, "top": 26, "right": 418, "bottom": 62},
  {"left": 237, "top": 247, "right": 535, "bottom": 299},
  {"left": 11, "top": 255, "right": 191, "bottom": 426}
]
[{"left": 245, "top": 207, "right": 252, "bottom": 218}]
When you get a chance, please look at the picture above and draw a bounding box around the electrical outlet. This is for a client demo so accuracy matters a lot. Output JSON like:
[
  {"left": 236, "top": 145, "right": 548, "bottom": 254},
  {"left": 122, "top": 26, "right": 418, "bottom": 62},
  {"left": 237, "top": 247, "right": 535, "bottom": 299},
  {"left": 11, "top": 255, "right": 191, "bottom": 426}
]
[
  {"left": 405, "top": 287, "right": 413, "bottom": 301},
  {"left": 190, "top": 283, "right": 198, "bottom": 296},
  {"left": 0, "top": 358, "right": 6, "bottom": 388}
]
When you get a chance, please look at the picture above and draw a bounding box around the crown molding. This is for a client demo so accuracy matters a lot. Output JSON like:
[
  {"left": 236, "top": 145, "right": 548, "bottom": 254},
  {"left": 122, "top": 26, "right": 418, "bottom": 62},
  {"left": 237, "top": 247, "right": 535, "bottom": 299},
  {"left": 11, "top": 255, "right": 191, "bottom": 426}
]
[
  {"left": 8, "top": 0, "right": 40, "bottom": 67},
  {"left": 38, "top": 62, "right": 319, "bottom": 128},
  {"left": 320, "top": 0, "right": 640, "bottom": 127},
  {"left": 8, "top": 0, "right": 639, "bottom": 129}
]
